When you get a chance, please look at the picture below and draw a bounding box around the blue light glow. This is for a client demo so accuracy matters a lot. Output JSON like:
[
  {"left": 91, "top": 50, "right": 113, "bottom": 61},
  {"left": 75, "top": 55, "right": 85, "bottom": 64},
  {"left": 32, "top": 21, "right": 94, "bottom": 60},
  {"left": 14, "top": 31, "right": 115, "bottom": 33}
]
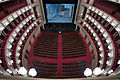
[{"left": 46, "top": 4, "right": 75, "bottom": 23}]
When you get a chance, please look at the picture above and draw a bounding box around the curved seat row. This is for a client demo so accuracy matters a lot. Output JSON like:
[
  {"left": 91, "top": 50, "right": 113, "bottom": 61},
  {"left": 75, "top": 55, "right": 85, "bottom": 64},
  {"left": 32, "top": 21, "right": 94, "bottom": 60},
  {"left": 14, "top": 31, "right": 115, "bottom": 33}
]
[
  {"left": 4, "top": 14, "right": 35, "bottom": 71},
  {"left": 62, "top": 32, "right": 86, "bottom": 58},
  {"left": 82, "top": 20, "right": 105, "bottom": 68},
  {"left": 0, "top": 1, "right": 41, "bottom": 76},
  {"left": 78, "top": 3, "right": 120, "bottom": 76},
  {"left": 62, "top": 61, "right": 87, "bottom": 78},
  {"left": 33, "top": 32, "right": 58, "bottom": 58},
  {"left": 31, "top": 61, "right": 57, "bottom": 78}
]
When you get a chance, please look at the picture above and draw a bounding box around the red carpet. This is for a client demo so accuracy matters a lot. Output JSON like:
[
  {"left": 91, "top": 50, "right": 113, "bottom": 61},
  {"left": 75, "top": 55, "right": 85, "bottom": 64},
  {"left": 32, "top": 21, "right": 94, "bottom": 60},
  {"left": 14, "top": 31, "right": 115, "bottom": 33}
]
[
  {"left": 28, "top": 31, "right": 92, "bottom": 78},
  {"left": 57, "top": 33, "right": 62, "bottom": 77}
]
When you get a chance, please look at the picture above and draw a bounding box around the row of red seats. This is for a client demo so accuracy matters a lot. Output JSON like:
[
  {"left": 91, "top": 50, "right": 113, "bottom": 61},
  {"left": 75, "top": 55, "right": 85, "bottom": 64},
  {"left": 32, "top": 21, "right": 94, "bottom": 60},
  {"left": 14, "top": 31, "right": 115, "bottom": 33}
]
[
  {"left": 0, "top": 10, "right": 33, "bottom": 70},
  {"left": 88, "top": 10, "right": 120, "bottom": 48},
  {"left": 81, "top": 21, "right": 104, "bottom": 67},
  {"left": 62, "top": 61, "right": 87, "bottom": 78},
  {"left": 87, "top": 10, "right": 119, "bottom": 69},
  {"left": 62, "top": 32, "right": 86, "bottom": 58},
  {"left": 33, "top": 32, "right": 58, "bottom": 58},
  {"left": 31, "top": 61, "right": 57, "bottom": 78},
  {"left": 85, "top": 18, "right": 109, "bottom": 69}
]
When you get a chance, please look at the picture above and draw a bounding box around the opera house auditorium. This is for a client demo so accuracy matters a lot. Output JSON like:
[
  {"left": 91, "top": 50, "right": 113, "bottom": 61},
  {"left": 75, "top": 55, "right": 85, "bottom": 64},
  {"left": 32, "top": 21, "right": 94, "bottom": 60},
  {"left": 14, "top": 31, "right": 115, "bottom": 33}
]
[{"left": 0, "top": 0, "right": 120, "bottom": 79}]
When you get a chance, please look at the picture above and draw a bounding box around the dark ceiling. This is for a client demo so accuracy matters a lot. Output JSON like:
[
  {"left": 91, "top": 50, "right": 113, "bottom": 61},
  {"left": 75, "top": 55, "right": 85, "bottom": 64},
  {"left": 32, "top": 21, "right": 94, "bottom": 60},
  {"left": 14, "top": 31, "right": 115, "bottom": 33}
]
[{"left": 43, "top": 0, "right": 78, "bottom": 4}]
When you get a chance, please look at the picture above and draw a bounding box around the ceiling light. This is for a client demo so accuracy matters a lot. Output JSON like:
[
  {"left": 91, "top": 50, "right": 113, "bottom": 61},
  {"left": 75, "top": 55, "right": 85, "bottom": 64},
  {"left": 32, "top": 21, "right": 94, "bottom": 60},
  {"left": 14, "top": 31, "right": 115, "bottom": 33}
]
[
  {"left": 84, "top": 68, "right": 92, "bottom": 77},
  {"left": 93, "top": 67, "right": 102, "bottom": 76},
  {"left": 28, "top": 68, "right": 37, "bottom": 77}
]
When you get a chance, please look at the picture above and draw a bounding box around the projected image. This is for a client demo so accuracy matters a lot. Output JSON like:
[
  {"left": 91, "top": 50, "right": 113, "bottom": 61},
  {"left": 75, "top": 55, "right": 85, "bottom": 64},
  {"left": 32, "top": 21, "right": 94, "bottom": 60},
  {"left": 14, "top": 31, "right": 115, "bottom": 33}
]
[{"left": 46, "top": 4, "right": 75, "bottom": 23}]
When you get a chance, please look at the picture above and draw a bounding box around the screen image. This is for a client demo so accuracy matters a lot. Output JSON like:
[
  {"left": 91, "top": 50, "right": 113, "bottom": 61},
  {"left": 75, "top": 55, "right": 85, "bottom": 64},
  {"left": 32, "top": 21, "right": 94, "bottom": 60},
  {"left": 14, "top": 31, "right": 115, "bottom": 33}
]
[{"left": 46, "top": 4, "right": 75, "bottom": 23}]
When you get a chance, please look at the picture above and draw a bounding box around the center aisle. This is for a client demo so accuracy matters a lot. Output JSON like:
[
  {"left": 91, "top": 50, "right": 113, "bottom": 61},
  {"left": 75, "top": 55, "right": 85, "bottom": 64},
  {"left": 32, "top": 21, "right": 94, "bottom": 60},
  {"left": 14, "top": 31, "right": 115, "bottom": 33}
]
[
  {"left": 28, "top": 31, "right": 92, "bottom": 78},
  {"left": 57, "top": 33, "right": 62, "bottom": 77}
]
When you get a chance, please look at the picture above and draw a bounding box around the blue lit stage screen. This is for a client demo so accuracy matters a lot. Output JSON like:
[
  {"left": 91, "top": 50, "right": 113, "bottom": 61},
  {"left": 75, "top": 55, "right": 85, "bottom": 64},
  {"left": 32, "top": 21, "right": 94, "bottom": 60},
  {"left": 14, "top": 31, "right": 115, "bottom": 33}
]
[{"left": 46, "top": 4, "right": 75, "bottom": 23}]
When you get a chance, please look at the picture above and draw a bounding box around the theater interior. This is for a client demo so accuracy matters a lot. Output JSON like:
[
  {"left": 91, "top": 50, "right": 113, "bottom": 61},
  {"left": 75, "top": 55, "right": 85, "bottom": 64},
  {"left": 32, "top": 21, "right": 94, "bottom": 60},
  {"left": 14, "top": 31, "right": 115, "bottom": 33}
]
[{"left": 0, "top": 0, "right": 120, "bottom": 80}]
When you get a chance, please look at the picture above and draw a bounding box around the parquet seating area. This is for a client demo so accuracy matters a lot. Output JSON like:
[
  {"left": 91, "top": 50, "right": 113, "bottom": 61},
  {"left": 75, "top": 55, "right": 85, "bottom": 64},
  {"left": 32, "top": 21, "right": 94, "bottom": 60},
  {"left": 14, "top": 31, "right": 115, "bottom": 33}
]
[
  {"left": 33, "top": 32, "right": 58, "bottom": 58},
  {"left": 62, "top": 33, "right": 86, "bottom": 58},
  {"left": 30, "top": 32, "right": 89, "bottom": 78},
  {"left": 0, "top": 0, "right": 120, "bottom": 78},
  {"left": 31, "top": 61, "right": 57, "bottom": 78},
  {"left": 62, "top": 61, "right": 87, "bottom": 78}
]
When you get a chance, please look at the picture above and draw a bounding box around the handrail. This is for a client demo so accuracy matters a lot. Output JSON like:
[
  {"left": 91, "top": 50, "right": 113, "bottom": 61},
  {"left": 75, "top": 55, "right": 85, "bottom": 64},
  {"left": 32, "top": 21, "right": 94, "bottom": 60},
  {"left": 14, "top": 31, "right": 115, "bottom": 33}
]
[
  {"left": 79, "top": 3, "right": 118, "bottom": 75},
  {"left": 4, "top": 14, "right": 34, "bottom": 71},
  {"left": 15, "top": 18, "right": 40, "bottom": 68},
  {"left": 77, "top": 22, "right": 98, "bottom": 69},
  {"left": 20, "top": 18, "right": 41, "bottom": 66},
  {"left": 0, "top": 0, "right": 10, "bottom": 3},
  {"left": 0, "top": 2, "right": 38, "bottom": 23},
  {"left": 0, "top": 73, "right": 119, "bottom": 80},
  {"left": 81, "top": 18, "right": 106, "bottom": 69},
  {"left": 81, "top": 3, "right": 120, "bottom": 24},
  {"left": 87, "top": 14, "right": 117, "bottom": 72}
]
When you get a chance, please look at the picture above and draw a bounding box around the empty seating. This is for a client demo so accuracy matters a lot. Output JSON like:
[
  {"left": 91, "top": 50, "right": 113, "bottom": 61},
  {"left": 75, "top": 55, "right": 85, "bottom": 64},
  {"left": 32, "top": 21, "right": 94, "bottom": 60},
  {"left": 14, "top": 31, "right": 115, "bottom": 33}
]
[
  {"left": 15, "top": 21, "right": 38, "bottom": 66},
  {"left": 81, "top": 21, "right": 105, "bottom": 68},
  {"left": 85, "top": 14, "right": 116, "bottom": 70},
  {"left": 4, "top": 14, "right": 36, "bottom": 68},
  {"left": 33, "top": 32, "right": 58, "bottom": 58},
  {"left": 31, "top": 61, "right": 57, "bottom": 78},
  {"left": 30, "top": 31, "right": 90, "bottom": 78},
  {"left": 62, "top": 32, "right": 86, "bottom": 58},
  {"left": 80, "top": 3, "right": 120, "bottom": 75},
  {"left": 62, "top": 61, "right": 87, "bottom": 78},
  {"left": 86, "top": 4, "right": 120, "bottom": 48},
  {"left": 0, "top": 7, "right": 33, "bottom": 70}
]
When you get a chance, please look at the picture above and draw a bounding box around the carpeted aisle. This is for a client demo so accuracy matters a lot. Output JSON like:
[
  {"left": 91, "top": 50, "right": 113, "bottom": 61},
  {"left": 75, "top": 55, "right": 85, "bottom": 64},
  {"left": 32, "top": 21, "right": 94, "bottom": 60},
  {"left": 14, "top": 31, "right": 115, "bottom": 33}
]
[
  {"left": 28, "top": 31, "right": 92, "bottom": 78},
  {"left": 57, "top": 33, "right": 62, "bottom": 77}
]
